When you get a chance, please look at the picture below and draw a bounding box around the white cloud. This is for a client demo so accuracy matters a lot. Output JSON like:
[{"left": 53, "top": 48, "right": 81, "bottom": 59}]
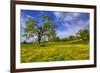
[
  {"left": 26, "top": 15, "right": 33, "bottom": 19},
  {"left": 64, "top": 15, "right": 73, "bottom": 21},
  {"left": 26, "top": 36, "right": 38, "bottom": 43},
  {"left": 56, "top": 29, "right": 76, "bottom": 39},
  {"left": 76, "top": 20, "right": 89, "bottom": 29},
  {"left": 56, "top": 19, "right": 89, "bottom": 39},
  {"left": 56, "top": 30, "right": 68, "bottom": 39},
  {"left": 54, "top": 12, "right": 81, "bottom": 22},
  {"left": 54, "top": 12, "right": 62, "bottom": 18},
  {"left": 72, "top": 13, "right": 81, "bottom": 17}
]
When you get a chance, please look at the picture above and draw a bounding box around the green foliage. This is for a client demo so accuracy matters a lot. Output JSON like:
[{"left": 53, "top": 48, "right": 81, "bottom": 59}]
[
  {"left": 24, "top": 13, "right": 56, "bottom": 44},
  {"left": 68, "top": 35, "right": 75, "bottom": 40},
  {"left": 24, "top": 18, "right": 37, "bottom": 38},
  {"left": 21, "top": 42, "right": 89, "bottom": 63},
  {"left": 76, "top": 29, "right": 89, "bottom": 41},
  {"left": 61, "top": 36, "right": 75, "bottom": 42},
  {"left": 40, "top": 13, "right": 56, "bottom": 41},
  {"left": 50, "top": 37, "right": 60, "bottom": 42},
  {"left": 60, "top": 38, "right": 68, "bottom": 42}
]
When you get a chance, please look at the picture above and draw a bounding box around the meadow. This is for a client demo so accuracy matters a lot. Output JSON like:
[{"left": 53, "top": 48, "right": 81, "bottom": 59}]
[{"left": 21, "top": 42, "right": 89, "bottom": 63}]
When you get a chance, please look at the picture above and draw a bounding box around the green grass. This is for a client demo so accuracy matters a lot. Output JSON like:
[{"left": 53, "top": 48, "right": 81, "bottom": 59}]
[{"left": 21, "top": 42, "right": 89, "bottom": 63}]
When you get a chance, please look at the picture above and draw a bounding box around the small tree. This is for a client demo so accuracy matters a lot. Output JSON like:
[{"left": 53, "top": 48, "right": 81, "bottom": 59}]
[
  {"left": 68, "top": 35, "right": 75, "bottom": 41},
  {"left": 77, "top": 29, "right": 89, "bottom": 41}
]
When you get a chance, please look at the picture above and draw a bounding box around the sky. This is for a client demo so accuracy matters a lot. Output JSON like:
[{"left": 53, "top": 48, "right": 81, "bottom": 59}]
[{"left": 21, "top": 9, "right": 89, "bottom": 42}]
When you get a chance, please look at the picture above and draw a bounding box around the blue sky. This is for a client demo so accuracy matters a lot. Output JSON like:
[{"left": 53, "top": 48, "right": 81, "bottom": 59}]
[{"left": 21, "top": 9, "right": 89, "bottom": 39}]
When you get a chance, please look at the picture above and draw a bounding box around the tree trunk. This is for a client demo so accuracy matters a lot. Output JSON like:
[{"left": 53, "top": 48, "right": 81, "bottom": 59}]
[{"left": 38, "top": 33, "right": 41, "bottom": 45}]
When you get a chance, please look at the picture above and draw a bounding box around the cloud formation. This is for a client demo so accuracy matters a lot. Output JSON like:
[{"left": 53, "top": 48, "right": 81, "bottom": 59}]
[{"left": 54, "top": 12, "right": 89, "bottom": 38}]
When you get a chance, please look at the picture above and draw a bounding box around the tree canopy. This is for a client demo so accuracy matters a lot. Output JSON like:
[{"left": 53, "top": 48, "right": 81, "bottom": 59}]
[{"left": 24, "top": 13, "right": 56, "bottom": 44}]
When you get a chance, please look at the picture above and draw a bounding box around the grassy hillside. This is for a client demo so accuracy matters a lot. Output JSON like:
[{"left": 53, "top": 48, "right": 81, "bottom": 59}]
[{"left": 21, "top": 42, "right": 89, "bottom": 63}]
